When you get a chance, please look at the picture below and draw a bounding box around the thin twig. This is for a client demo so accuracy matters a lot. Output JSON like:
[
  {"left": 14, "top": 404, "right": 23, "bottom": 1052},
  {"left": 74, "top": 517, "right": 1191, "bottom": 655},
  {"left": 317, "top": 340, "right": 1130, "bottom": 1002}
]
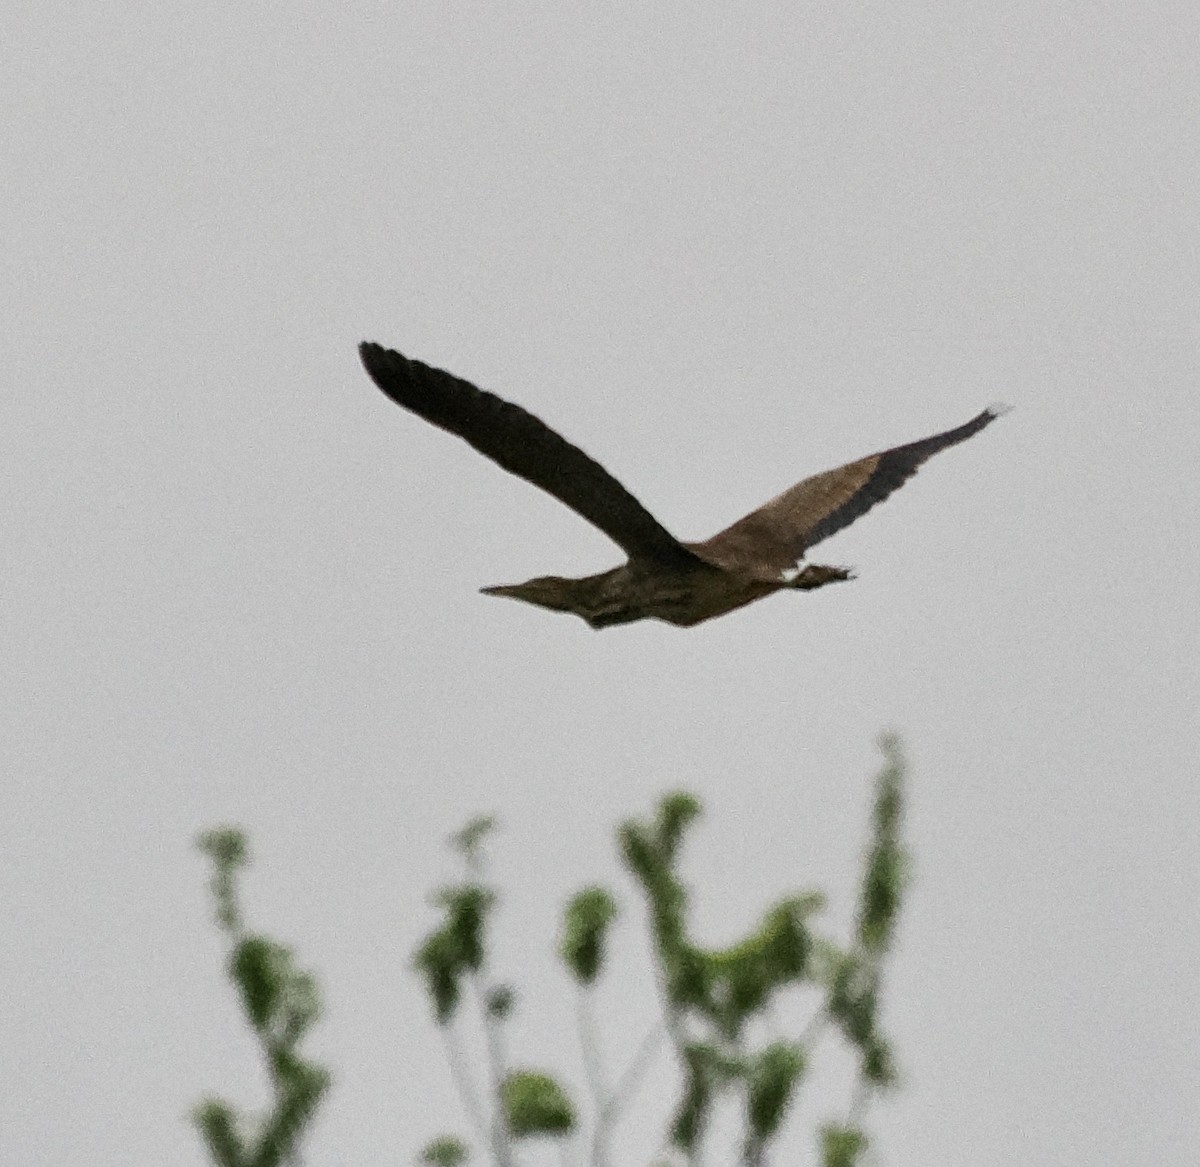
[
  {"left": 576, "top": 988, "right": 610, "bottom": 1112},
  {"left": 799, "top": 1005, "right": 828, "bottom": 1048},
  {"left": 650, "top": 965, "right": 703, "bottom": 1167},
  {"left": 848, "top": 1075, "right": 870, "bottom": 1125},
  {"left": 606, "top": 1022, "right": 667, "bottom": 1120},
  {"left": 743, "top": 1129, "right": 764, "bottom": 1167},
  {"left": 576, "top": 989, "right": 612, "bottom": 1167},
  {"left": 442, "top": 1022, "right": 490, "bottom": 1147},
  {"left": 590, "top": 1020, "right": 667, "bottom": 1167},
  {"left": 475, "top": 976, "right": 515, "bottom": 1167}
]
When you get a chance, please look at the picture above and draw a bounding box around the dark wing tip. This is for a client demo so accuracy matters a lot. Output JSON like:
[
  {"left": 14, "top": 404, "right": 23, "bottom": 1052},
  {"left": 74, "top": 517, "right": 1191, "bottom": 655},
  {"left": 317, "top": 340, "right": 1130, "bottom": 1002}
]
[
  {"left": 895, "top": 401, "right": 1011, "bottom": 462},
  {"left": 359, "top": 341, "right": 409, "bottom": 394},
  {"left": 357, "top": 340, "right": 697, "bottom": 565},
  {"left": 358, "top": 342, "right": 471, "bottom": 430},
  {"left": 800, "top": 403, "right": 1008, "bottom": 552}
]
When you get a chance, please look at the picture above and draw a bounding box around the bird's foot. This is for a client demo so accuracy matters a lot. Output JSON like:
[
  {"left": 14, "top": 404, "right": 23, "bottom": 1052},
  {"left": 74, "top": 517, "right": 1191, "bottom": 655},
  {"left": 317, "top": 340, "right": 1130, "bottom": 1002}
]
[{"left": 790, "top": 564, "right": 856, "bottom": 590}]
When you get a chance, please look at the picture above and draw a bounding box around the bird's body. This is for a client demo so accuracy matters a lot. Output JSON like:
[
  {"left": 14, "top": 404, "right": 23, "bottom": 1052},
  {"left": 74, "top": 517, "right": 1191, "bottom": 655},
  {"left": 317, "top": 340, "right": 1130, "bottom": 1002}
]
[
  {"left": 483, "top": 561, "right": 769, "bottom": 630},
  {"left": 359, "top": 342, "right": 1008, "bottom": 629}
]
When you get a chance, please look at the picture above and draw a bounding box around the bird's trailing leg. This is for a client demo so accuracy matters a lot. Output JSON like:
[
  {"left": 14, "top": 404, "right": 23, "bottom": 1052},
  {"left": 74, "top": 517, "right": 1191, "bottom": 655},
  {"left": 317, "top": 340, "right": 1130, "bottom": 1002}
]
[{"left": 787, "top": 564, "right": 856, "bottom": 590}]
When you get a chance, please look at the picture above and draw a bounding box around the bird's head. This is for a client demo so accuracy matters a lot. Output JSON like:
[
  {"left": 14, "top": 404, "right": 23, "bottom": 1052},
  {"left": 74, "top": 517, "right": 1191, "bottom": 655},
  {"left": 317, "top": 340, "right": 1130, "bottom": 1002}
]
[{"left": 480, "top": 576, "right": 584, "bottom": 614}]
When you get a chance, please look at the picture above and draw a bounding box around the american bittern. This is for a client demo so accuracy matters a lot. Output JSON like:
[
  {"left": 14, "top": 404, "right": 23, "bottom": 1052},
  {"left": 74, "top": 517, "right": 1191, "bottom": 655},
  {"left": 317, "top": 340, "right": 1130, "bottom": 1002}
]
[{"left": 360, "top": 342, "right": 1008, "bottom": 629}]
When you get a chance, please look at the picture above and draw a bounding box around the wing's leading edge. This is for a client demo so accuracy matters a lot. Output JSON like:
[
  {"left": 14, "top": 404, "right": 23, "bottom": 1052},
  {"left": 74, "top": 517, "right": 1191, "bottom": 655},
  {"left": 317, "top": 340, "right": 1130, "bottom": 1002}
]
[
  {"left": 360, "top": 343, "right": 702, "bottom": 567},
  {"left": 694, "top": 405, "right": 1009, "bottom": 575}
]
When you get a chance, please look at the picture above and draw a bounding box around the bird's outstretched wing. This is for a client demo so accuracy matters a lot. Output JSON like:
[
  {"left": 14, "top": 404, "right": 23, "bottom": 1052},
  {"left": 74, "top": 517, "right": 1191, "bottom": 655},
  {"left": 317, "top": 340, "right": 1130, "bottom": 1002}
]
[
  {"left": 693, "top": 405, "right": 1009, "bottom": 576},
  {"left": 360, "top": 343, "right": 703, "bottom": 567}
]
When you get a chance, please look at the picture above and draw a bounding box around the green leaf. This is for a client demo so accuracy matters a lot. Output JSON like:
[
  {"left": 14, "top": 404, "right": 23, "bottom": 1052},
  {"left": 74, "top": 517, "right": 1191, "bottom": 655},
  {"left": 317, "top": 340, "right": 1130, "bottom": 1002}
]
[
  {"left": 711, "top": 948, "right": 771, "bottom": 1037},
  {"left": 762, "top": 895, "right": 823, "bottom": 975},
  {"left": 279, "top": 968, "right": 321, "bottom": 1045},
  {"left": 746, "top": 1042, "right": 805, "bottom": 1140},
  {"left": 669, "top": 1056, "right": 711, "bottom": 1152},
  {"left": 617, "top": 822, "right": 658, "bottom": 884},
  {"left": 689, "top": 1040, "right": 746, "bottom": 1083},
  {"left": 501, "top": 1071, "right": 575, "bottom": 1137},
  {"left": 561, "top": 887, "right": 619, "bottom": 984},
  {"left": 415, "top": 929, "right": 464, "bottom": 1024},
  {"left": 192, "top": 1099, "right": 245, "bottom": 1167},
  {"left": 857, "top": 735, "right": 908, "bottom": 955},
  {"left": 231, "top": 936, "right": 287, "bottom": 1032},
  {"left": 861, "top": 1035, "right": 897, "bottom": 1088},
  {"left": 436, "top": 884, "right": 495, "bottom": 972},
  {"left": 414, "top": 883, "right": 497, "bottom": 1021},
  {"left": 620, "top": 825, "right": 695, "bottom": 1006},
  {"left": 664, "top": 944, "right": 710, "bottom": 1011},
  {"left": 618, "top": 792, "right": 701, "bottom": 884},
  {"left": 656, "top": 792, "right": 702, "bottom": 861},
  {"left": 699, "top": 896, "right": 821, "bottom": 1037},
  {"left": 197, "top": 827, "right": 248, "bottom": 871},
  {"left": 826, "top": 952, "right": 876, "bottom": 1045},
  {"left": 227, "top": 934, "right": 321, "bottom": 1047},
  {"left": 420, "top": 1135, "right": 470, "bottom": 1166},
  {"left": 669, "top": 1041, "right": 740, "bottom": 1150},
  {"left": 822, "top": 937, "right": 899, "bottom": 1089},
  {"left": 193, "top": 826, "right": 329, "bottom": 1167},
  {"left": 486, "top": 985, "right": 515, "bottom": 1019},
  {"left": 250, "top": 1060, "right": 331, "bottom": 1167},
  {"left": 196, "top": 827, "right": 248, "bottom": 932},
  {"left": 821, "top": 1123, "right": 868, "bottom": 1167},
  {"left": 450, "top": 816, "right": 496, "bottom": 863}
]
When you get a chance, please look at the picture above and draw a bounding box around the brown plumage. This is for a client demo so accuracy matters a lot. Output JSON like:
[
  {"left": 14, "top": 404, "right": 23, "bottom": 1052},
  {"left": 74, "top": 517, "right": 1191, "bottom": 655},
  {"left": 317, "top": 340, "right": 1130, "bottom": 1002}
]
[{"left": 360, "top": 342, "right": 1008, "bottom": 629}]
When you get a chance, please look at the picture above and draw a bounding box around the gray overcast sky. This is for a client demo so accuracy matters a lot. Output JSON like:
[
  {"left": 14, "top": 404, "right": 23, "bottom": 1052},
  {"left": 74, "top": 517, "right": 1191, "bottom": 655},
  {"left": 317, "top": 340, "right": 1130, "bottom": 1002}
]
[{"left": 4, "top": 2, "right": 1198, "bottom": 1164}]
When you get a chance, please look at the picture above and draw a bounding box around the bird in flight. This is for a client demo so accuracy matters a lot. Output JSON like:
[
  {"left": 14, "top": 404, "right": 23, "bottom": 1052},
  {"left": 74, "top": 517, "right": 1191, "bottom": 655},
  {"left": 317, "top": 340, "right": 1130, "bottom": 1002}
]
[{"left": 360, "top": 342, "right": 1008, "bottom": 629}]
